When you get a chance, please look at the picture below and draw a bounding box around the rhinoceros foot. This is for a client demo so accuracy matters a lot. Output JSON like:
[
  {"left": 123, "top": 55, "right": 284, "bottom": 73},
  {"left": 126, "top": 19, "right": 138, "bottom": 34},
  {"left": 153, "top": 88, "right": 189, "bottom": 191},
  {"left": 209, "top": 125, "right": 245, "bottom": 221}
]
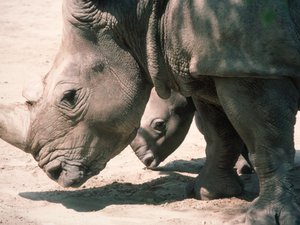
[
  {"left": 190, "top": 166, "right": 243, "bottom": 200},
  {"left": 245, "top": 195, "right": 300, "bottom": 225}
]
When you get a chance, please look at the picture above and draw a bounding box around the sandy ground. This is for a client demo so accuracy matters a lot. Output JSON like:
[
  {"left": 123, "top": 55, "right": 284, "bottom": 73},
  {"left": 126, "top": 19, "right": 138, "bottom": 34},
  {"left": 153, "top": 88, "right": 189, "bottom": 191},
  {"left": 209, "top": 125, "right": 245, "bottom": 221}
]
[{"left": 0, "top": 1, "right": 300, "bottom": 225}]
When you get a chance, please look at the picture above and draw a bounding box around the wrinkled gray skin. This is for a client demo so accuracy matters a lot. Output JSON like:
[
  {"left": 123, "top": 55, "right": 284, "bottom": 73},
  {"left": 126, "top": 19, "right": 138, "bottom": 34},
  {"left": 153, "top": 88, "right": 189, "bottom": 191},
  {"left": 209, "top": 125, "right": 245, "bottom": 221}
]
[
  {"left": 130, "top": 88, "right": 253, "bottom": 175},
  {"left": 1, "top": 0, "right": 300, "bottom": 224}
]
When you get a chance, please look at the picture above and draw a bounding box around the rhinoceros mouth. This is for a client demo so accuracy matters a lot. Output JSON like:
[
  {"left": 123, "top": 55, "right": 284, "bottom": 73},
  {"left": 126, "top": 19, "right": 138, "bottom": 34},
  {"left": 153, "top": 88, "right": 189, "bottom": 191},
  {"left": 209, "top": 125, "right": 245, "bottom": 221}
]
[
  {"left": 133, "top": 145, "right": 160, "bottom": 168},
  {"left": 34, "top": 146, "right": 104, "bottom": 187},
  {"left": 43, "top": 159, "right": 92, "bottom": 187}
]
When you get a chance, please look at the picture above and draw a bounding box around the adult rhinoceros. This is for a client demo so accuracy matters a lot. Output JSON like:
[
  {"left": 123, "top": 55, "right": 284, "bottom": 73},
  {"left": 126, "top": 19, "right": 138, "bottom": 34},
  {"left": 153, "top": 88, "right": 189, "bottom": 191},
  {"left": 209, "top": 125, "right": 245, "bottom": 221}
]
[{"left": 1, "top": 0, "right": 300, "bottom": 224}]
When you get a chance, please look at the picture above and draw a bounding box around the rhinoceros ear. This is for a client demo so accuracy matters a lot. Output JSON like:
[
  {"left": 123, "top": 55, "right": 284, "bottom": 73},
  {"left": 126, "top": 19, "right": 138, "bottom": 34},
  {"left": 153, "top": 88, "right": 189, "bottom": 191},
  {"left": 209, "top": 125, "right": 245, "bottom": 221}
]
[
  {"left": 22, "top": 75, "right": 44, "bottom": 104},
  {"left": 64, "top": 0, "right": 100, "bottom": 25}
]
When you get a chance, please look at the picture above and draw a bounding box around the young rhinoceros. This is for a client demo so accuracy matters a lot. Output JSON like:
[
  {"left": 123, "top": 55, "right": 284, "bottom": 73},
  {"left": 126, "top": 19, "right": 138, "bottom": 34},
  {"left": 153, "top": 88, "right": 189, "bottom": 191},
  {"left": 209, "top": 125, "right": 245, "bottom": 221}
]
[
  {"left": 130, "top": 88, "right": 252, "bottom": 174},
  {"left": 1, "top": 1, "right": 300, "bottom": 224},
  {"left": 130, "top": 88, "right": 195, "bottom": 168}
]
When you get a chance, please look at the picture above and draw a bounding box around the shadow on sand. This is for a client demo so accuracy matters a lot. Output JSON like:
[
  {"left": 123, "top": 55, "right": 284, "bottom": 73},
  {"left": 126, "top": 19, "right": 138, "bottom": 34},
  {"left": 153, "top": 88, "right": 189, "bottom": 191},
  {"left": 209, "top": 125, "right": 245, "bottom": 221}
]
[
  {"left": 20, "top": 157, "right": 300, "bottom": 213},
  {"left": 20, "top": 172, "right": 195, "bottom": 212}
]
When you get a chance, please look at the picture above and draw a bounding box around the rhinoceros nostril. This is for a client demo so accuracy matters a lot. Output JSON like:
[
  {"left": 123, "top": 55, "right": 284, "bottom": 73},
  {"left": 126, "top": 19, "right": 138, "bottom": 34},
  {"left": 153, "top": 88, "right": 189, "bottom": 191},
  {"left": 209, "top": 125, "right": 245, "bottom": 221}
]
[
  {"left": 47, "top": 164, "right": 62, "bottom": 181},
  {"left": 143, "top": 154, "right": 154, "bottom": 167},
  {"left": 143, "top": 153, "right": 160, "bottom": 168}
]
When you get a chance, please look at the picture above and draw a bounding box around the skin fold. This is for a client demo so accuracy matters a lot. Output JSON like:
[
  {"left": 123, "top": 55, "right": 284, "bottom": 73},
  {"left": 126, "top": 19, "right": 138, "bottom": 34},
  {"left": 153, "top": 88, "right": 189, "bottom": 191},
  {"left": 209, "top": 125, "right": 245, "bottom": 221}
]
[{"left": 0, "top": 1, "right": 299, "bottom": 224}]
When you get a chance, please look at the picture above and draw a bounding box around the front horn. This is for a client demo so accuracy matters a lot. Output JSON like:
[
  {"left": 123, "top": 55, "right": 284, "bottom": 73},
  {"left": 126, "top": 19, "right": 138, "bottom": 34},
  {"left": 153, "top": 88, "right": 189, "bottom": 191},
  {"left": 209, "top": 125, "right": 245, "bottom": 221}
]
[{"left": 0, "top": 103, "right": 30, "bottom": 151}]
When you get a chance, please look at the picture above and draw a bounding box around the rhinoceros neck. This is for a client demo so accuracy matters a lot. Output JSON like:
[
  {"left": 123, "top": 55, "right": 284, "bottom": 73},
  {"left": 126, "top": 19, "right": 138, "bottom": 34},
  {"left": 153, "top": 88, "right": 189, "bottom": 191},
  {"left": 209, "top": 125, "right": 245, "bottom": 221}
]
[
  {"left": 134, "top": 0, "right": 202, "bottom": 98},
  {"left": 62, "top": 0, "right": 151, "bottom": 80},
  {"left": 154, "top": 1, "right": 198, "bottom": 97},
  {"left": 137, "top": 0, "right": 180, "bottom": 99},
  {"left": 62, "top": 0, "right": 183, "bottom": 97}
]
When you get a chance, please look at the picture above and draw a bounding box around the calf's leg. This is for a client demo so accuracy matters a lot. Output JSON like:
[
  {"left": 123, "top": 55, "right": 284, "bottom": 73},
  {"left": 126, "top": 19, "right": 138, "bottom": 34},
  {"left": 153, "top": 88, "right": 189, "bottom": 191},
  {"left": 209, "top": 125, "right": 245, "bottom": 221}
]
[
  {"left": 214, "top": 77, "right": 300, "bottom": 225},
  {"left": 191, "top": 101, "right": 244, "bottom": 199}
]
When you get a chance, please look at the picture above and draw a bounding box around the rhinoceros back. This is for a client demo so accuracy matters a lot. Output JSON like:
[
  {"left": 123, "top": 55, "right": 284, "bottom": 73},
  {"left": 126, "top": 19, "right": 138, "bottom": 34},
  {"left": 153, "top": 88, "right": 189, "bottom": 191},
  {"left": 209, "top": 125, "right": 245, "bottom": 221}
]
[{"left": 164, "top": 0, "right": 300, "bottom": 80}]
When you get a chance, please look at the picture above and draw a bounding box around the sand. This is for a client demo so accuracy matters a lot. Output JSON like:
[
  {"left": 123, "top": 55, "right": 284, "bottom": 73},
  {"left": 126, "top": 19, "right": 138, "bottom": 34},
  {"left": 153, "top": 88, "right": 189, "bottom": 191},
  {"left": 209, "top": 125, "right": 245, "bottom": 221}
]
[{"left": 0, "top": 1, "right": 300, "bottom": 225}]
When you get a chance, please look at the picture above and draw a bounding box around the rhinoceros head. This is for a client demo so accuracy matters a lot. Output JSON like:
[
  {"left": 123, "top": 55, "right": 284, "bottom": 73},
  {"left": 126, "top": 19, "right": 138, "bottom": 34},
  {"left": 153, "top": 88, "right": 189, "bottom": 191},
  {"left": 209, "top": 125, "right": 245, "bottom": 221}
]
[{"left": 0, "top": 0, "right": 157, "bottom": 187}]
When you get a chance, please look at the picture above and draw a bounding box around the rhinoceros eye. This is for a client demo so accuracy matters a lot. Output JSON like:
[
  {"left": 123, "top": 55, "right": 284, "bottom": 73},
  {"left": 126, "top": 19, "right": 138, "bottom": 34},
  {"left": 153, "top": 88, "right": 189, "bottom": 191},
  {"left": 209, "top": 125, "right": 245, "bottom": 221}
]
[
  {"left": 61, "top": 89, "right": 77, "bottom": 108},
  {"left": 151, "top": 119, "right": 166, "bottom": 133}
]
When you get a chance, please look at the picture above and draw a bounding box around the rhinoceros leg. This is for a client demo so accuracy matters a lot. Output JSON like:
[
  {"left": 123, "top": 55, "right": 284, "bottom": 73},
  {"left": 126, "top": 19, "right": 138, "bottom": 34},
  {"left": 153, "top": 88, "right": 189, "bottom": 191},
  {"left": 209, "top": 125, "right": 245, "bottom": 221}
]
[
  {"left": 214, "top": 77, "right": 300, "bottom": 225},
  {"left": 191, "top": 101, "right": 244, "bottom": 200}
]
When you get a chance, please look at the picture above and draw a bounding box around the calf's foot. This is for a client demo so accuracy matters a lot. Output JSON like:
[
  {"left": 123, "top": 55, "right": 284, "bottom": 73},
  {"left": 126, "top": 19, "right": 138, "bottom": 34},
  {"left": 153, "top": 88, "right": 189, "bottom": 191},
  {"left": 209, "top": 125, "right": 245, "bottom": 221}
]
[
  {"left": 192, "top": 167, "right": 243, "bottom": 200},
  {"left": 191, "top": 100, "right": 244, "bottom": 200}
]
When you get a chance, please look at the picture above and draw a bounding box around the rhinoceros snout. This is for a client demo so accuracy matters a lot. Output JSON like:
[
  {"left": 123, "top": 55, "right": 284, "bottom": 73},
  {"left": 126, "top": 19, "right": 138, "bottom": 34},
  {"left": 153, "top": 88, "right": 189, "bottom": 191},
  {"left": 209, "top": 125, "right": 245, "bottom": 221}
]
[
  {"left": 142, "top": 152, "right": 159, "bottom": 168},
  {"left": 131, "top": 145, "right": 161, "bottom": 168},
  {"left": 44, "top": 161, "right": 88, "bottom": 187}
]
